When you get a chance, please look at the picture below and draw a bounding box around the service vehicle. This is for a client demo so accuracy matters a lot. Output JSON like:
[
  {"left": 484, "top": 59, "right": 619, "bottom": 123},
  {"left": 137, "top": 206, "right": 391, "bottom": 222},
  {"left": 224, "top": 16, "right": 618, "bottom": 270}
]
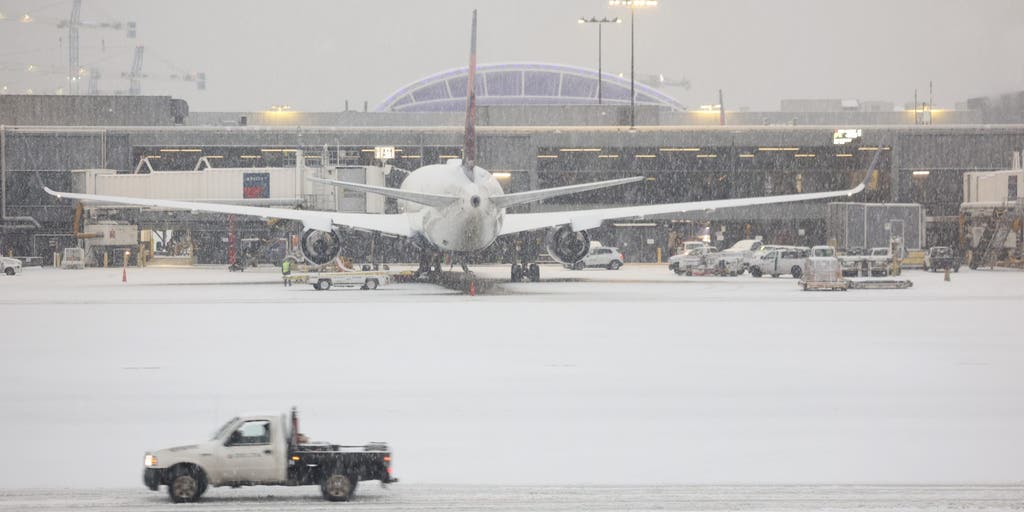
[
  {"left": 923, "top": 246, "right": 961, "bottom": 272},
  {"left": 285, "top": 269, "right": 392, "bottom": 290},
  {"left": 0, "top": 256, "right": 22, "bottom": 275},
  {"left": 799, "top": 246, "right": 848, "bottom": 291},
  {"left": 839, "top": 246, "right": 893, "bottom": 277},
  {"left": 673, "top": 246, "right": 719, "bottom": 275},
  {"left": 745, "top": 244, "right": 803, "bottom": 268},
  {"left": 667, "top": 241, "right": 707, "bottom": 272},
  {"left": 568, "top": 246, "right": 624, "bottom": 270},
  {"left": 709, "top": 239, "right": 763, "bottom": 274},
  {"left": 143, "top": 408, "right": 396, "bottom": 503},
  {"left": 748, "top": 247, "right": 809, "bottom": 278}
]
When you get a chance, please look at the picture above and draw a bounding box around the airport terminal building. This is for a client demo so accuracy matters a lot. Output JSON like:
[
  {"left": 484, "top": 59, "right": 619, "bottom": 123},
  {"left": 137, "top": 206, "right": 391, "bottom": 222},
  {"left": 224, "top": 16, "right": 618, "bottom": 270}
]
[{"left": 3, "top": 65, "right": 1024, "bottom": 264}]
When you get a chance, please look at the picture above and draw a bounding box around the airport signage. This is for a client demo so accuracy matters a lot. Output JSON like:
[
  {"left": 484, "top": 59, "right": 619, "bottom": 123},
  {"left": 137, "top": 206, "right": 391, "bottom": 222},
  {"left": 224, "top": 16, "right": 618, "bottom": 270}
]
[
  {"left": 243, "top": 172, "right": 270, "bottom": 199},
  {"left": 833, "top": 128, "right": 863, "bottom": 145},
  {"left": 374, "top": 146, "right": 396, "bottom": 161}
]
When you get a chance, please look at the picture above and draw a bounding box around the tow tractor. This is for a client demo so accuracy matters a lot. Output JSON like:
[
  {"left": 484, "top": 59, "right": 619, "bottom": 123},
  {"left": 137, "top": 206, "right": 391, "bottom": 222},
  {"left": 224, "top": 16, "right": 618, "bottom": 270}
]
[{"left": 284, "top": 266, "right": 406, "bottom": 290}]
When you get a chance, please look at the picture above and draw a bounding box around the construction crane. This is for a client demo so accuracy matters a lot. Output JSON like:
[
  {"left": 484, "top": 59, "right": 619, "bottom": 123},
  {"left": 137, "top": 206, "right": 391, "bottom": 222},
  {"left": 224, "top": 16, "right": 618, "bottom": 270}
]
[
  {"left": 118, "top": 45, "right": 207, "bottom": 95},
  {"left": 0, "top": 0, "right": 136, "bottom": 93},
  {"left": 61, "top": 0, "right": 136, "bottom": 93}
]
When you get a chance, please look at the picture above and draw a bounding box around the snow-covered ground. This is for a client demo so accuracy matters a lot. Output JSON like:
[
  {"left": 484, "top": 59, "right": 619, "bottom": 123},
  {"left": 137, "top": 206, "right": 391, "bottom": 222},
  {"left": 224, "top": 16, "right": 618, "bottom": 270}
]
[{"left": 1, "top": 264, "right": 1023, "bottom": 509}]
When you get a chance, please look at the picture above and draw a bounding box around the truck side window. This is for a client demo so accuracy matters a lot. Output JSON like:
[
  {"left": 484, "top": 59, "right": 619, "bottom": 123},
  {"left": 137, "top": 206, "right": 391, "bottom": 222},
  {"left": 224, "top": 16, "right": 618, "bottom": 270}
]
[{"left": 230, "top": 420, "right": 271, "bottom": 446}]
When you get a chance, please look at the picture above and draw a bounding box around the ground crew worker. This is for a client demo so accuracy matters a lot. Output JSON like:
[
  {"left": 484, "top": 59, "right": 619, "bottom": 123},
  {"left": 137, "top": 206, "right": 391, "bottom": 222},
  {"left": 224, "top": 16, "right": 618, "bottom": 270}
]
[{"left": 282, "top": 258, "right": 292, "bottom": 286}]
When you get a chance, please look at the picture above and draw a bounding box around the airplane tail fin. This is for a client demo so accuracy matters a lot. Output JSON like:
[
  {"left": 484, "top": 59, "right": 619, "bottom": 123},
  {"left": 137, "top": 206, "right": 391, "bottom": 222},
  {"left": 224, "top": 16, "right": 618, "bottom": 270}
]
[
  {"left": 461, "top": 10, "right": 478, "bottom": 183},
  {"left": 491, "top": 176, "right": 643, "bottom": 210}
]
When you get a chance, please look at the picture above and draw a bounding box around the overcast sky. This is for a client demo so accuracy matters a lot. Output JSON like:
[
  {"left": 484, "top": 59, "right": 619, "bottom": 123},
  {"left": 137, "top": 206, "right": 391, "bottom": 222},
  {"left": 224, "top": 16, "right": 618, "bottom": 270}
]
[{"left": 2, "top": 0, "right": 1023, "bottom": 112}]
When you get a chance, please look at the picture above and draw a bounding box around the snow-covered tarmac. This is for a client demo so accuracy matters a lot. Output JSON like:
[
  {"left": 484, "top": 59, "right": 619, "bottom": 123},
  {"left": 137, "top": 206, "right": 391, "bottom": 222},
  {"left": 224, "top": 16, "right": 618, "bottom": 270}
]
[{"left": 1, "top": 264, "right": 1022, "bottom": 510}]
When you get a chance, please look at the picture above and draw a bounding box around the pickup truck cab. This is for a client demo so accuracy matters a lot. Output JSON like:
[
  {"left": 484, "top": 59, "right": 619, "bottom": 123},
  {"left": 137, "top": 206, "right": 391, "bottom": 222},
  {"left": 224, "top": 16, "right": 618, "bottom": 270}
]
[
  {"left": 143, "top": 409, "right": 396, "bottom": 503},
  {"left": 749, "top": 247, "right": 809, "bottom": 278}
]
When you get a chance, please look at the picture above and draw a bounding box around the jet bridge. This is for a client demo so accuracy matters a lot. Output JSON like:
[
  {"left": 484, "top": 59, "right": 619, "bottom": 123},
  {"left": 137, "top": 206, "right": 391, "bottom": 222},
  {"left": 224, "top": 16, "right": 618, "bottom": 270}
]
[{"left": 66, "top": 153, "right": 389, "bottom": 264}]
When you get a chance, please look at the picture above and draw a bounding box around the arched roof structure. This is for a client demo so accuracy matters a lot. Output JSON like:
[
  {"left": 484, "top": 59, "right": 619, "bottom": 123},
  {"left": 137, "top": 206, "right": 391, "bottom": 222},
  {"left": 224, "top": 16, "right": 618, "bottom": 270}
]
[{"left": 375, "top": 62, "right": 685, "bottom": 112}]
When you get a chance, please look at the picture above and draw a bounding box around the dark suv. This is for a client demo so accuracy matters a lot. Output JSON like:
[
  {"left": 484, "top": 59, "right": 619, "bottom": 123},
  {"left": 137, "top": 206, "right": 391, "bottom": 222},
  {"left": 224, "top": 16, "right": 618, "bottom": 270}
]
[{"left": 923, "top": 246, "right": 961, "bottom": 272}]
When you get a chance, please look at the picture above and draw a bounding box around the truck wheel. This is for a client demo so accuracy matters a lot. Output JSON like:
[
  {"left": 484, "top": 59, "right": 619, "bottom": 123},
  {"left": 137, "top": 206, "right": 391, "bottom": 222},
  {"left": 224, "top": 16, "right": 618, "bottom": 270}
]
[
  {"left": 321, "top": 473, "right": 355, "bottom": 502},
  {"left": 791, "top": 266, "right": 802, "bottom": 279},
  {"left": 364, "top": 279, "right": 378, "bottom": 290},
  {"left": 510, "top": 264, "right": 523, "bottom": 282},
  {"left": 168, "top": 465, "right": 205, "bottom": 503},
  {"left": 528, "top": 263, "right": 540, "bottom": 281},
  {"left": 3, "top": 267, "right": 13, "bottom": 276},
  {"left": 750, "top": 267, "right": 762, "bottom": 278},
  {"left": 608, "top": 260, "right": 622, "bottom": 270},
  {"left": 318, "top": 279, "right": 331, "bottom": 291},
  {"left": 573, "top": 261, "right": 585, "bottom": 271}
]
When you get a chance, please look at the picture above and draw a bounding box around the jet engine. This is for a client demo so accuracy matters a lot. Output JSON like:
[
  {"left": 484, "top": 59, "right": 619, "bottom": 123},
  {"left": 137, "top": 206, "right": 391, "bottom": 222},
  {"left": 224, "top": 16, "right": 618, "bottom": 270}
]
[
  {"left": 545, "top": 225, "right": 590, "bottom": 264},
  {"left": 299, "top": 229, "right": 343, "bottom": 266}
]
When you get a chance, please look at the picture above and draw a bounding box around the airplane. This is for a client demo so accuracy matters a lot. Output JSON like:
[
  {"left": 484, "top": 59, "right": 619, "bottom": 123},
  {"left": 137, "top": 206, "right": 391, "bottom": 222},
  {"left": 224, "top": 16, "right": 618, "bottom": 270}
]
[{"left": 45, "top": 10, "right": 880, "bottom": 283}]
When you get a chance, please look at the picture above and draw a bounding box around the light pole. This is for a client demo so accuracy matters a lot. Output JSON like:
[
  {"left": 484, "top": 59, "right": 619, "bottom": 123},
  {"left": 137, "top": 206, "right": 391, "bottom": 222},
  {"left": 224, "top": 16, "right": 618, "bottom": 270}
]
[
  {"left": 578, "top": 16, "right": 621, "bottom": 105},
  {"left": 609, "top": 0, "right": 658, "bottom": 128}
]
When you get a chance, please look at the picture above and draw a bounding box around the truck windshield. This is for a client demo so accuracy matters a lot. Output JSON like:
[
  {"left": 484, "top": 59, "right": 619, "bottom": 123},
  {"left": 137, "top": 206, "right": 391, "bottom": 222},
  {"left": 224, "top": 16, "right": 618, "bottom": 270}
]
[{"left": 211, "top": 417, "right": 239, "bottom": 440}]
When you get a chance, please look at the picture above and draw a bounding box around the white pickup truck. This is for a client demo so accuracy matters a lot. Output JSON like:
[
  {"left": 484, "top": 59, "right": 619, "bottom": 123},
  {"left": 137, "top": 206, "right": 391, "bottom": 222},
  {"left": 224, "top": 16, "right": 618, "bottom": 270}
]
[
  {"left": 667, "top": 241, "right": 707, "bottom": 273},
  {"left": 839, "top": 247, "right": 893, "bottom": 277},
  {"left": 708, "top": 239, "right": 763, "bottom": 275},
  {"left": 143, "top": 409, "right": 396, "bottom": 503},
  {"left": 672, "top": 245, "right": 719, "bottom": 275}
]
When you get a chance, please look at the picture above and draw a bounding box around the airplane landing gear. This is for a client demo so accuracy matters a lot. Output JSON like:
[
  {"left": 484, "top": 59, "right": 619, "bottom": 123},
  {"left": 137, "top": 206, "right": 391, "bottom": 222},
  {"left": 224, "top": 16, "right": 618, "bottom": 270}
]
[
  {"left": 414, "top": 253, "right": 443, "bottom": 280},
  {"left": 511, "top": 261, "right": 540, "bottom": 282}
]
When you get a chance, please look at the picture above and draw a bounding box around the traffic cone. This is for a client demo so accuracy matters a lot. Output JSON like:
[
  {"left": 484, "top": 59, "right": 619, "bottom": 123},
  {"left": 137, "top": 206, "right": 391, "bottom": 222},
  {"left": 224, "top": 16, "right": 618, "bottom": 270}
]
[
  {"left": 122, "top": 267, "right": 127, "bottom": 283},
  {"left": 944, "top": 266, "right": 950, "bottom": 282},
  {"left": 469, "top": 281, "right": 476, "bottom": 296}
]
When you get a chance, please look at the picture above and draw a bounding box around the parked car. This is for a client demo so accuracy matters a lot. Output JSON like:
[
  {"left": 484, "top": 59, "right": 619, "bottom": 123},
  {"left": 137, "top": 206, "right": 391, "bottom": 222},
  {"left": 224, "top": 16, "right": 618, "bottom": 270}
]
[
  {"left": 667, "top": 241, "right": 707, "bottom": 272},
  {"left": 923, "top": 246, "right": 961, "bottom": 272},
  {"left": 1, "top": 256, "right": 22, "bottom": 275},
  {"left": 569, "top": 246, "right": 624, "bottom": 270},
  {"left": 744, "top": 244, "right": 802, "bottom": 269},
  {"left": 748, "top": 247, "right": 809, "bottom": 278}
]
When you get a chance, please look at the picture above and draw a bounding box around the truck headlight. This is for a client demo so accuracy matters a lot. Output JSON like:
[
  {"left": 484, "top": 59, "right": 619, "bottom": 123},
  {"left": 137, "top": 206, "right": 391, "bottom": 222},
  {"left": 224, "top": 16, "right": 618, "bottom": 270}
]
[{"left": 144, "top": 454, "right": 158, "bottom": 467}]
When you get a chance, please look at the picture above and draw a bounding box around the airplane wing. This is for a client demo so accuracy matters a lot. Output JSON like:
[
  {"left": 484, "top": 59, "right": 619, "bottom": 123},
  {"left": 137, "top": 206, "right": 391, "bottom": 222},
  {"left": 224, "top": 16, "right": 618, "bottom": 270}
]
[
  {"left": 499, "top": 149, "right": 880, "bottom": 236},
  {"left": 43, "top": 187, "right": 412, "bottom": 236},
  {"left": 307, "top": 176, "right": 459, "bottom": 208},
  {"left": 491, "top": 176, "right": 643, "bottom": 209}
]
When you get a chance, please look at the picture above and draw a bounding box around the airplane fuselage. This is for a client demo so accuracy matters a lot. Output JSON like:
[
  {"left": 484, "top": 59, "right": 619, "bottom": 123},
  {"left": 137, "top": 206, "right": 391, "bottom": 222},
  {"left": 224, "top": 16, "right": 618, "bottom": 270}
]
[{"left": 399, "top": 160, "right": 505, "bottom": 252}]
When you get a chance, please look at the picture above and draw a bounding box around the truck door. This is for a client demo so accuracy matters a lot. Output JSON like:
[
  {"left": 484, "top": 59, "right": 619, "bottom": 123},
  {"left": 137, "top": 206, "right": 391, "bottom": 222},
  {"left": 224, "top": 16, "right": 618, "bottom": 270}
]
[{"left": 220, "top": 418, "right": 284, "bottom": 484}]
